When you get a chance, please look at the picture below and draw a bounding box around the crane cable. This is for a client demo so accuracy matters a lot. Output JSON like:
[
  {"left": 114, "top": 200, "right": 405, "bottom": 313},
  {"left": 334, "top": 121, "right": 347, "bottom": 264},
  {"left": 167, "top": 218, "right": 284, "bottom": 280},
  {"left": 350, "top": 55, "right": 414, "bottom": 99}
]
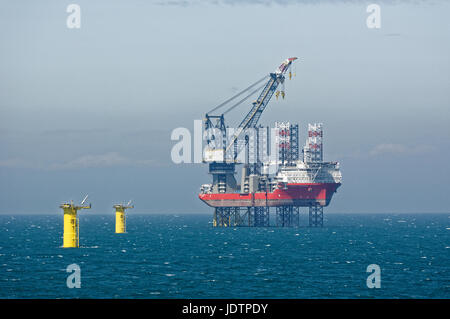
[
  {"left": 207, "top": 75, "right": 269, "bottom": 115},
  {"left": 226, "top": 76, "right": 277, "bottom": 153},
  {"left": 222, "top": 82, "right": 267, "bottom": 115}
]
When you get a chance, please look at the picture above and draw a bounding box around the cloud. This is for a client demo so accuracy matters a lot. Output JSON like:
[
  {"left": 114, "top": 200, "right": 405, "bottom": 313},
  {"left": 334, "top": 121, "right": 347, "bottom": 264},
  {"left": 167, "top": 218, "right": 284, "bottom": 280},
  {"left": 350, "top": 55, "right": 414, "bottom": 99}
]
[
  {"left": 0, "top": 152, "right": 165, "bottom": 170},
  {"left": 49, "top": 152, "right": 157, "bottom": 170},
  {"left": 0, "top": 153, "right": 158, "bottom": 170},
  {"left": 369, "top": 143, "right": 436, "bottom": 156},
  {"left": 49, "top": 152, "right": 129, "bottom": 169},
  {"left": 154, "top": 0, "right": 432, "bottom": 7},
  {"left": 384, "top": 33, "right": 402, "bottom": 37},
  {"left": 0, "top": 158, "right": 34, "bottom": 169}
]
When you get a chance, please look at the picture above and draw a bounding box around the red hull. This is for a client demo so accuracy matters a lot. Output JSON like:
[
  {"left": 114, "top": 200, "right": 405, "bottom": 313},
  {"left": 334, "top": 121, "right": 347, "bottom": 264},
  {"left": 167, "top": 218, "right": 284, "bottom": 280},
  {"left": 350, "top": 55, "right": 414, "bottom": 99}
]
[{"left": 199, "top": 183, "right": 341, "bottom": 207}]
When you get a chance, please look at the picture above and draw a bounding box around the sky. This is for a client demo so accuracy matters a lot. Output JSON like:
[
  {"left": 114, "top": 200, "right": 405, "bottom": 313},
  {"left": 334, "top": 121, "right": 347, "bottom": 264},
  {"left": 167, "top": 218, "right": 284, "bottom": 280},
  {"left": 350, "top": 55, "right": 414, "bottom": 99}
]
[{"left": 0, "top": 0, "right": 449, "bottom": 214}]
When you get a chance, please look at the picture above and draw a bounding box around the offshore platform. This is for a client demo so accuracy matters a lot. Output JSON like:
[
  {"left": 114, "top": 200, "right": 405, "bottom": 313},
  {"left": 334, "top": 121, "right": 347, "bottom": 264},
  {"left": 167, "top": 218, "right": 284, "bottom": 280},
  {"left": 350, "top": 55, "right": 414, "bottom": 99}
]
[
  {"left": 198, "top": 57, "right": 342, "bottom": 227},
  {"left": 60, "top": 195, "right": 91, "bottom": 248},
  {"left": 114, "top": 201, "right": 133, "bottom": 234}
]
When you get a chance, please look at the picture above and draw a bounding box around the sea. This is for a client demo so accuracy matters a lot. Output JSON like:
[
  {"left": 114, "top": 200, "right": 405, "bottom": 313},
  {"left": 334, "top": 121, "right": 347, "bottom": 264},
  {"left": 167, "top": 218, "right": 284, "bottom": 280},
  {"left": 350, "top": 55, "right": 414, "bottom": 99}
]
[{"left": 0, "top": 213, "right": 449, "bottom": 299}]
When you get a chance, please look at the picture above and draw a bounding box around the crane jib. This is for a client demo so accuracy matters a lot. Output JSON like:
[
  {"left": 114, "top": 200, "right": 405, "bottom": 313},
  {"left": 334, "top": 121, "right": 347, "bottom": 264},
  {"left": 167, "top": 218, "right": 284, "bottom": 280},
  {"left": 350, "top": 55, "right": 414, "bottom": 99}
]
[
  {"left": 225, "top": 73, "right": 280, "bottom": 154},
  {"left": 203, "top": 57, "right": 297, "bottom": 163},
  {"left": 207, "top": 75, "right": 269, "bottom": 115}
]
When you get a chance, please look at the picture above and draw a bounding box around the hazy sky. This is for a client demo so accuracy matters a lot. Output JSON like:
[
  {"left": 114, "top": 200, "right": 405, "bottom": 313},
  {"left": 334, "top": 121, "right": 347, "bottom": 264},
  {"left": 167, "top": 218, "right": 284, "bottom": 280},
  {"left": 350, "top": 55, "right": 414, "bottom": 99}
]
[{"left": 0, "top": 0, "right": 449, "bottom": 214}]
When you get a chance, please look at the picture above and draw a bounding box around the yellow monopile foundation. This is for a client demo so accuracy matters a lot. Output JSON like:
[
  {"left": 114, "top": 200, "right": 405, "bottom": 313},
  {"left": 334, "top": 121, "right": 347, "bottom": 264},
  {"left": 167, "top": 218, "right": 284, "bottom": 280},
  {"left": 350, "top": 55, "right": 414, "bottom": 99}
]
[
  {"left": 60, "top": 200, "right": 91, "bottom": 248},
  {"left": 114, "top": 204, "right": 133, "bottom": 233}
]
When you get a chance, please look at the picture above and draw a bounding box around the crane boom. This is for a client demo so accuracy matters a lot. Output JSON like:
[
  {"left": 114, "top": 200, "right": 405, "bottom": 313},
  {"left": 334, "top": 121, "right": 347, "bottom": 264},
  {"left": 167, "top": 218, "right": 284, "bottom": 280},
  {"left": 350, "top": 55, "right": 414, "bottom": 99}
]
[
  {"left": 203, "top": 57, "right": 298, "bottom": 163},
  {"left": 226, "top": 57, "right": 297, "bottom": 159}
]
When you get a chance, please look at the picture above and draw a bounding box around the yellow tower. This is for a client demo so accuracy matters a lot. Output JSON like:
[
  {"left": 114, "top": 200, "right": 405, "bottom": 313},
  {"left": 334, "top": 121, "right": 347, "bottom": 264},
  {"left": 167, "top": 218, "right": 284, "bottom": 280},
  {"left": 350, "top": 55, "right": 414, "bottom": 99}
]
[
  {"left": 60, "top": 195, "right": 91, "bottom": 248},
  {"left": 114, "top": 201, "right": 133, "bottom": 233}
]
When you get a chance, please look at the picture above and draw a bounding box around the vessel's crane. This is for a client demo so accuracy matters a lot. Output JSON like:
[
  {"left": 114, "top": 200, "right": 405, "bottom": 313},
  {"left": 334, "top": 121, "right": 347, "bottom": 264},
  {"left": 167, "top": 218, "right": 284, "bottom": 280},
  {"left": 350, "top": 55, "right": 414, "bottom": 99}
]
[
  {"left": 114, "top": 200, "right": 134, "bottom": 234},
  {"left": 202, "top": 57, "right": 298, "bottom": 195},
  {"left": 204, "top": 57, "right": 298, "bottom": 163},
  {"left": 60, "top": 195, "right": 91, "bottom": 248}
]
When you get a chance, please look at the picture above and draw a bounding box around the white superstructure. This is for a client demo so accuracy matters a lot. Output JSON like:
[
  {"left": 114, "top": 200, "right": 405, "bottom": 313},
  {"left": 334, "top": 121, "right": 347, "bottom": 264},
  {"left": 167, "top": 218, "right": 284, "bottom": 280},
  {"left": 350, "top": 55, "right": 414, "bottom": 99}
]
[{"left": 275, "top": 161, "right": 342, "bottom": 184}]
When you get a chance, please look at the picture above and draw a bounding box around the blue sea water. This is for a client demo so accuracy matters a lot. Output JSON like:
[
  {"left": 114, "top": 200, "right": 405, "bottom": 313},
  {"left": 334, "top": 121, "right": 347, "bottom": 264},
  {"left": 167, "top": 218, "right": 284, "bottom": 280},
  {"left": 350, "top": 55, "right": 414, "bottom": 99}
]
[{"left": 0, "top": 213, "right": 449, "bottom": 299}]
